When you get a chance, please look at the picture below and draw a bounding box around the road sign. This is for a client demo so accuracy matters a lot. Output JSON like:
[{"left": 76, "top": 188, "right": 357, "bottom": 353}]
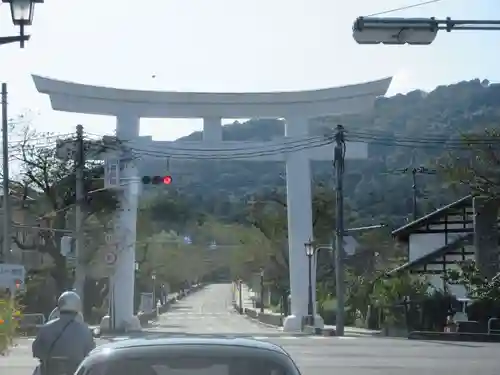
[
  {"left": 0, "top": 264, "right": 25, "bottom": 289},
  {"left": 209, "top": 241, "right": 217, "bottom": 250},
  {"left": 343, "top": 236, "right": 359, "bottom": 256},
  {"left": 105, "top": 233, "right": 114, "bottom": 244},
  {"left": 104, "top": 157, "right": 120, "bottom": 188},
  {"left": 61, "top": 236, "right": 74, "bottom": 256},
  {"left": 104, "top": 252, "right": 117, "bottom": 265}
]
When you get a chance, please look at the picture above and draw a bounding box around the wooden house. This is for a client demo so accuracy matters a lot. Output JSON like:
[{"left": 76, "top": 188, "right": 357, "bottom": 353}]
[{"left": 389, "top": 195, "right": 479, "bottom": 298}]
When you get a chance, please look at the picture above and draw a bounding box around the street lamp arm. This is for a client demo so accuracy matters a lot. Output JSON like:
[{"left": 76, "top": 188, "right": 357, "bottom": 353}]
[
  {"left": 0, "top": 34, "right": 29, "bottom": 46},
  {"left": 345, "top": 224, "right": 387, "bottom": 233},
  {"left": 316, "top": 245, "right": 333, "bottom": 251}
]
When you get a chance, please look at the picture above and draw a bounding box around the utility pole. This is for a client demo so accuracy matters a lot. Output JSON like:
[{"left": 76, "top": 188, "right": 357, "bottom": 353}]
[
  {"left": 1, "top": 83, "right": 10, "bottom": 263},
  {"left": 334, "top": 124, "right": 346, "bottom": 337},
  {"left": 74, "top": 125, "right": 85, "bottom": 301},
  {"left": 411, "top": 169, "right": 417, "bottom": 221},
  {"left": 391, "top": 166, "right": 436, "bottom": 221}
]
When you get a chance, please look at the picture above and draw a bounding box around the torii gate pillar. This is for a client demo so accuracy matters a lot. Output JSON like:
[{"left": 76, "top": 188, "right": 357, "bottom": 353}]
[
  {"left": 109, "top": 113, "right": 141, "bottom": 331},
  {"left": 283, "top": 115, "right": 318, "bottom": 330}
]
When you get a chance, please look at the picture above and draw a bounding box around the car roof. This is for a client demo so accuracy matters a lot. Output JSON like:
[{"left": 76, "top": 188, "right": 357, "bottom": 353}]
[{"left": 91, "top": 336, "right": 288, "bottom": 356}]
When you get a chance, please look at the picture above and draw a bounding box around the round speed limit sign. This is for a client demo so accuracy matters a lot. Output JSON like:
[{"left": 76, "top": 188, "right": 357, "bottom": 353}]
[{"left": 104, "top": 252, "right": 117, "bottom": 265}]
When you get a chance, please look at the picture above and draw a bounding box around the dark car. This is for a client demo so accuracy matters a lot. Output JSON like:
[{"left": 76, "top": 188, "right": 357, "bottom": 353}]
[{"left": 75, "top": 337, "right": 302, "bottom": 375}]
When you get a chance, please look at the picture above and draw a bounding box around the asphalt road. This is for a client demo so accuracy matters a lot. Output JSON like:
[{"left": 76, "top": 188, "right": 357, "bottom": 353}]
[{"left": 3, "top": 283, "right": 500, "bottom": 375}]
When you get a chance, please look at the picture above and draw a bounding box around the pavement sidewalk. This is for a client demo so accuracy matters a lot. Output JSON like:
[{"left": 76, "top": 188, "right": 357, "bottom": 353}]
[
  {"left": 237, "top": 283, "right": 380, "bottom": 336},
  {"left": 235, "top": 283, "right": 277, "bottom": 316}
]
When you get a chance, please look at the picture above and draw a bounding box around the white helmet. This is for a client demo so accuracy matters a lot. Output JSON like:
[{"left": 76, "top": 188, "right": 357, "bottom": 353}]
[{"left": 58, "top": 291, "right": 82, "bottom": 313}]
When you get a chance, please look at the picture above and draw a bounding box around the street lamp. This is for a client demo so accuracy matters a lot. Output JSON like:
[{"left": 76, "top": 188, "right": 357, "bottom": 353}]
[
  {"left": 2, "top": 0, "right": 43, "bottom": 48},
  {"left": 304, "top": 239, "right": 316, "bottom": 327},
  {"left": 151, "top": 271, "right": 156, "bottom": 308},
  {"left": 238, "top": 278, "right": 243, "bottom": 314},
  {"left": 259, "top": 268, "right": 265, "bottom": 313},
  {"left": 353, "top": 17, "right": 500, "bottom": 45}
]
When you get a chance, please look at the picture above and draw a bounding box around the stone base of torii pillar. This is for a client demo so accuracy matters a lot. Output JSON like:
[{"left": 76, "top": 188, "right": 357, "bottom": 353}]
[{"left": 284, "top": 315, "right": 325, "bottom": 331}]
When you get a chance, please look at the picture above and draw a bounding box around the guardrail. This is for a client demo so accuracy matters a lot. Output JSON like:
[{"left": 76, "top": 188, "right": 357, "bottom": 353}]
[
  {"left": 488, "top": 318, "right": 500, "bottom": 334},
  {"left": 20, "top": 313, "right": 46, "bottom": 329}
]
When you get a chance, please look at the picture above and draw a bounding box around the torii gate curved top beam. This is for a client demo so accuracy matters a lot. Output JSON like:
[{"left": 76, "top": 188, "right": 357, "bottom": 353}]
[{"left": 32, "top": 74, "right": 392, "bottom": 118}]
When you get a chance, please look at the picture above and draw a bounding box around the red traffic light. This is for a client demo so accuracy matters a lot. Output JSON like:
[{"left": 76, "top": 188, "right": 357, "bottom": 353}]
[{"left": 142, "top": 176, "right": 173, "bottom": 185}]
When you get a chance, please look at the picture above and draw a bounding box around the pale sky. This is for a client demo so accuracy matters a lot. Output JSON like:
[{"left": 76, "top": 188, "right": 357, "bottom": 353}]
[{"left": 1, "top": 0, "right": 498, "bottom": 141}]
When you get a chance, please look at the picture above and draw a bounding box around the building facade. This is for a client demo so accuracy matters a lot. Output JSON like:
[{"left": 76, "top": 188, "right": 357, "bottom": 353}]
[{"left": 390, "top": 195, "right": 481, "bottom": 298}]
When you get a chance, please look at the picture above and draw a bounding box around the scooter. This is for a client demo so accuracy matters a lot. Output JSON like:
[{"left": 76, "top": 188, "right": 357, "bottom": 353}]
[{"left": 34, "top": 357, "right": 79, "bottom": 375}]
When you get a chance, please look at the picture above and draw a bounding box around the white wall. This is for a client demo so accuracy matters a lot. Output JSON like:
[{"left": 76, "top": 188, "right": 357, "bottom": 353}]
[{"left": 409, "top": 232, "right": 469, "bottom": 261}]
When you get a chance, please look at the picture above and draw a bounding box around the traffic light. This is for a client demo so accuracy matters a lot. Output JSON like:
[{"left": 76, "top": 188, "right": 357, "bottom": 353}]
[{"left": 142, "top": 175, "right": 173, "bottom": 185}]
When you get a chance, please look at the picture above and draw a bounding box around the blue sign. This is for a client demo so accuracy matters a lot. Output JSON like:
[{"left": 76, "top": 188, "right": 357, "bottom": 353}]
[{"left": 183, "top": 236, "right": 192, "bottom": 245}]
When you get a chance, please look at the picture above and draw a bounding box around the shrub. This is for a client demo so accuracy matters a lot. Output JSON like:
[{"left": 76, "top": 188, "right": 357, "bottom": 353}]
[{"left": 0, "top": 299, "right": 21, "bottom": 355}]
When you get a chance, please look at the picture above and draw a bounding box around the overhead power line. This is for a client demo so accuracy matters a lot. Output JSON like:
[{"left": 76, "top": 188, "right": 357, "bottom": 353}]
[{"left": 365, "top": 0, "right": 444, "bottom": 17}]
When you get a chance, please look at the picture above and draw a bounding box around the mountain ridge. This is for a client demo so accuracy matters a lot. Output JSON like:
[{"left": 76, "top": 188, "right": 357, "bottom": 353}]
[{"left": 139, "top": 78, "right": 500, "bottom": 226}]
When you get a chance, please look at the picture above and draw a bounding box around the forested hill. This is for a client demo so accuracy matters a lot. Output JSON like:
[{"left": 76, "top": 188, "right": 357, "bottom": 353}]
[{"left": 140, "top": 78, "right": 500, "bottom": 226}]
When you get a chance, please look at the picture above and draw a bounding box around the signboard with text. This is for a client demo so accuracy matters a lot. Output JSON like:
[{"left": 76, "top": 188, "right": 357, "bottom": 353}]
[{"left": 0, "top": 263, "right": 26, "bottom": 290}]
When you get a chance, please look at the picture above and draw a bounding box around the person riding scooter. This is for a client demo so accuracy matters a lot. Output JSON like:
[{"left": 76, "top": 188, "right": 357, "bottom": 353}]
[
  {"left": 33, "top": 291, "right": 95, "bottom": 375},
  {"left": 48, "top": 305, "right": 84, "bottom": 323}
]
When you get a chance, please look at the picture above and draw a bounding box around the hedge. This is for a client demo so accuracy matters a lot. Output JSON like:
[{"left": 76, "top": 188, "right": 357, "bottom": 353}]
[{"left": 0, "top": 299, "right": 21, "bottom": 355}]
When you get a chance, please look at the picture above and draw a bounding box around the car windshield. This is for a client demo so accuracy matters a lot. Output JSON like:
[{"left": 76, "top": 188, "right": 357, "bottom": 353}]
[{"left": 84, "top": 355, "right": 291, "bottom": 375}]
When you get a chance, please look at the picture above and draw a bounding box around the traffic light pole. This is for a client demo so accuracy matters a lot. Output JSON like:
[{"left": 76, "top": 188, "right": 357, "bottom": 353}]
[
  {"left": 74, "top": 125, "right": 86, "bottom": 302},
  {"left": 334, "top": 125, "right": 346, "bottom": 337}
]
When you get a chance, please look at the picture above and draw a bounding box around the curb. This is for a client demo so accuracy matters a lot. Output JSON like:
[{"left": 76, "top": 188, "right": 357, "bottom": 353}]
[
  {"left": 242, "top": 312, "right": 284, "bottom": 329},
  {"left": 232, "top": 303, "right": 284, "bottom": 329},
  {"left": 232, "top": 305, "right": 380, "bottom": 337},
  {"left": 303, "top": 326, "right": 337, "bottom": 336},
  {"left": 408, "top": 331, "right": 500, "bottom": 343}
]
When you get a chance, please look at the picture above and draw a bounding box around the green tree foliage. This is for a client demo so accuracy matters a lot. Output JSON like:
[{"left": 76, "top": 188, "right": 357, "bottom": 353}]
[
  {"left": 445, "top": 260, "right": 500, "bottom": 301},
  {"left": 371, "top": 273, "right": 429, "bottom": 326},
  {"left": 440, "top": 129, "right": 500, "bottom": 200},
  {"left": 445, "top": 260, "right": 500, "bottom": 323},
  {"left": 243, "top": 185, "right": 338, "bottom": 290},
  {"left": 136, "top": 231, "right": 206, "bottom": 289}
]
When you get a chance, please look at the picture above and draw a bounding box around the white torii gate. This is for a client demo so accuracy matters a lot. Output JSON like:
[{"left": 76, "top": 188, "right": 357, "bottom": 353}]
[{"left": 33, "top": 75, "right": 391, "bottom": 332}]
